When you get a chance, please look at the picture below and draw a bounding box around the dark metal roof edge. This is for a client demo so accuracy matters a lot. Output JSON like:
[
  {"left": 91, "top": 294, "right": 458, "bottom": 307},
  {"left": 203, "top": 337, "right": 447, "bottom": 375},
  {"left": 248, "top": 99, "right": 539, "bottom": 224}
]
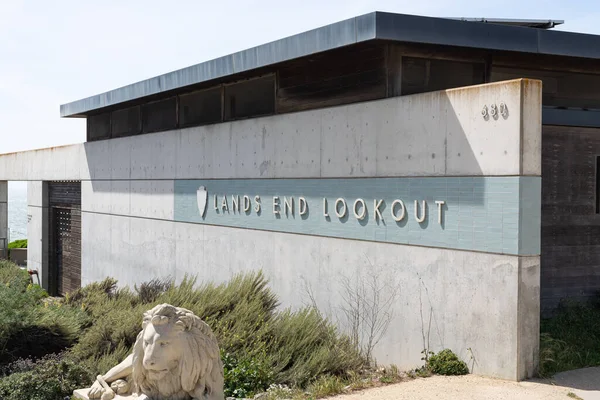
[
  {"left": 447, "top": 17, "right": 564, "bottom": 29},
  {"left": 60, "top": 12, "right": 377, "bottom": 117},
  {"left": 61, "top": 11, "right": 600, "bottom": 118},
  {"left": 374, "top": 12, "right": 600, "bottom": 57}
]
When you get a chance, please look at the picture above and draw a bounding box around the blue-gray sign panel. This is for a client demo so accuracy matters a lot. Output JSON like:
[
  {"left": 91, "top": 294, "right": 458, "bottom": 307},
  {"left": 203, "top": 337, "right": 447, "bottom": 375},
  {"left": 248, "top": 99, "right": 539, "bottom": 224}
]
[{"left": 174, "top": 177, "right": 540, "bottom": 255}]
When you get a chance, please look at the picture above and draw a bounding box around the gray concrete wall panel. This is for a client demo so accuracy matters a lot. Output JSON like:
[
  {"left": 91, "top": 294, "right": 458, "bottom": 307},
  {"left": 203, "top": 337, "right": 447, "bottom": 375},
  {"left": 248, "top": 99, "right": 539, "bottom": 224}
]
[
  {"left": 2, "top": 80, "right": 538, "bottom": 181},
  {"left": 0, "top": 182, "right": 6, "bottom": 252},
  {"left": 26, "top": 206, "right": 43, "bottom": 277},
  {"left": 517, "top": 256, "right": 541, "bottom": 379},
  {"left": 81, "top": 212, "right": 176, "bottom": 285},
  {"left": 26, "top": 181, "right": 48, "bottom": 288},
  {"left": 27, "top": 181, "right": 45, "bottom": 208},
  {"left": 521, "top": 81, "right": 543, "bottom": 175},
  {"left": 81, "top": 217, "right": 535, "bottom": 380},
  {"left": 82, "top": 180, "right": 174, "bottom": 220}
]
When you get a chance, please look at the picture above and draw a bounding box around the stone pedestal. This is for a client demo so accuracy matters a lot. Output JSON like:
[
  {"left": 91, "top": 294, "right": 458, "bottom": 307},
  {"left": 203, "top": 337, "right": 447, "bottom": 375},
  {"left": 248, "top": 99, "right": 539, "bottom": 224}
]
[{"left": 73, "top": 389, "right": 136, "bottom": 399}]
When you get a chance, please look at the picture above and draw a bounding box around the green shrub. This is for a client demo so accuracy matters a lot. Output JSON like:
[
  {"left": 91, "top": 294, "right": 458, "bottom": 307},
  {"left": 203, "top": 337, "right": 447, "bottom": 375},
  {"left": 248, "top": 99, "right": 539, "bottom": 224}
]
[
  {"left": 64, "top": 277, "right": 121, "bottom": 314},
  {"left": 0, "top": 260, "right": 30, "bottom": 287},
  {"left": 267, "top": 308, "right": 364, "bottom": 386},
  {"left": 540, "top": 297, "right": 600, "bottom": 377},
  {"left": 0, "top": 260, "right": 85, "bottom": 366},
  {"left": 8, "top": 239, "right": 27, "bottom": 249},
  {"left": 0, "top": 280, "right": 40, "bottom": 348},
  {"left": 307, "top": 375, "right": 346, "bottom": 398},
  {"left": 378, "top": 364, "right": 402, "bottom": 384},
  {"left": 427, "top": 349, "right": 469, "bottom": 376},
  {"left": 0, "top": 354, "right": 91, "bottom": 400},
  {"left": 134, "top": 278, "right": 171, "bottom": 304},
  {"left": 0, "top": 284, "right": 87, "bottom": 365},
  {"left": 69, "top": 272, "right": 365, "bottom": 391},
  {"left": 223, "top": 351, "right": 273, "bottom": 398},
  {"left": 0, "top": 271, "right": 367, "bottom": 398}
]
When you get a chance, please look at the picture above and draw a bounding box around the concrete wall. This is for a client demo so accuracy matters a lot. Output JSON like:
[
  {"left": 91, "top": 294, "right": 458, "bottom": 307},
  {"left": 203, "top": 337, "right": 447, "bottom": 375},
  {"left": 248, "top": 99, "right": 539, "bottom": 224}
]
[
  {"left": 0, "top": 181, "right": 6, "bottom": 258},
  {"left": 82, "top": 216, "right": 537, "bottom": 379},
  {"left": 1, "top": 79, "right": 542, "bottom": 381},
  {"left": 27, "top": 181, "right": 49, "bottom": 288}
]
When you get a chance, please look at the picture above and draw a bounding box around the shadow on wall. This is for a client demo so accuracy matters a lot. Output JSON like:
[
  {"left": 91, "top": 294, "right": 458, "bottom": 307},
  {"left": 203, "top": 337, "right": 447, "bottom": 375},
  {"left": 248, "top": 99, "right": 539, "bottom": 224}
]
[
  {"left": 80, "top": 81, "right": 529, "bottom": 288},
  {"left": 82, "top": 85, "right": 508, "bottom": 197}
]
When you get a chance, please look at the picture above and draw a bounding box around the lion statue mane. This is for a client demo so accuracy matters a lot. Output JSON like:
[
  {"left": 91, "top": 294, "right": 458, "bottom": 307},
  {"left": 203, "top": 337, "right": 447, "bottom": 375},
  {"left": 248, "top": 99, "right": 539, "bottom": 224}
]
[{"left": 131, "top": 303, "right": 224, "bottom": 400}]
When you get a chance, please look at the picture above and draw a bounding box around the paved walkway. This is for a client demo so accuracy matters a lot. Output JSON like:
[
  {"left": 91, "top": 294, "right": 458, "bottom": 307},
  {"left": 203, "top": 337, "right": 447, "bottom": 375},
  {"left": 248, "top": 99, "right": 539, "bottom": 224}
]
[
  {"left": 333, "top": 368, "right": 600, "bottom": 400},
  {"left": 548, "top": 367, "right": 600, "bottom": 400}
]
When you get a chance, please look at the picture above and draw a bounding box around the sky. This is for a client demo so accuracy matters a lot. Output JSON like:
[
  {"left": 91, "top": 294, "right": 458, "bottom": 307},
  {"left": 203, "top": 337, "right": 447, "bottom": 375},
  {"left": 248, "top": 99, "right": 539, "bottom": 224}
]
[{"left": 0, "top": 0, "right": 599, "bottom": 156}]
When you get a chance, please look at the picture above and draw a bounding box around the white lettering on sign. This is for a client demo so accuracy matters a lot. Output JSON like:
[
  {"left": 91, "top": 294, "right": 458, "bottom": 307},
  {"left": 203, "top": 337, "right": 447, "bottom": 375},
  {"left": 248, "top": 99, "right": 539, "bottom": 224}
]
[
  {"left": 323, "top": 198, "right": 329, "bottom": 218},
  {"left": 353, "top": 199, "right": 366, "bottom": 220},
  {"left": 299, "top": 197, "right": 307, "bottom": 216},
  {"left": 205, "top": 191, "right": 446, "bottom": 226},
  {"left": 254, "top": 196, "right": 261, "bottom": 213},
  {"left": 391, "top": 199, "right": 406, "bottom": 222},
  {"left": 374, "top": 199, "right": 384, "bottom": 222},
  {"left": 436, "top": 200, "right": 445, "bottom": 224},
  {"left": 284, "top": 197, "right": 294, "bottom": 216},
  {"left": 221, "top": 196, "right": 229, "bottom": 212},
  {"left": 414, "top": 200, "right": 426, "bottom": 223},
  {"left": 335, "top": 198, "right": 347, "bottom": 218}
]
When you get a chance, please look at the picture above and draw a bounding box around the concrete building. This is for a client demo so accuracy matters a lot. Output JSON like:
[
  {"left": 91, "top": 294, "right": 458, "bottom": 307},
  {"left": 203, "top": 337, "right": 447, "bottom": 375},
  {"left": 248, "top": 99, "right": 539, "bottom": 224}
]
[{"left": 1, "top": 12, "right": 600, "bottom": 381}]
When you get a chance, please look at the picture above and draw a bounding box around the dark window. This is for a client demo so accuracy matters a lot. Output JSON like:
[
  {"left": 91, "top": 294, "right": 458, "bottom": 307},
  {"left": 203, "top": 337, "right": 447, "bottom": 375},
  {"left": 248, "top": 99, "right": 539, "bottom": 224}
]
[
  {"left": 401, "top": 57, "right": 485, "bottom": 96},
  {"left": 179, "top": 87, "right": 222, "bottom": 127},
  {"left": 491, "top": 67, "right": 600, "bottom": 110},
  {"left": 142, "top": 97, "right": 177, "bottom": 133},
  {"left": 276, "top": 43, "right": 387, "bottom": 113},
  {"left": 224, "top": 75, "right": 275, "bottom": 121},
  {"left": 111, "top": 106, "right": 141, "bottom": 137},
  {"left": 87, "top": 113, "right": 111, "bottom": 141}
]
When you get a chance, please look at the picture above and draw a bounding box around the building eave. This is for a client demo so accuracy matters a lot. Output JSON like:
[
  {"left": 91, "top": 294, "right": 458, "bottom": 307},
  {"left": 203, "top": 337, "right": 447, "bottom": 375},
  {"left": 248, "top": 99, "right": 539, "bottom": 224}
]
[{"left": 60, "top": 11, "right": 600, "bottom": 118}]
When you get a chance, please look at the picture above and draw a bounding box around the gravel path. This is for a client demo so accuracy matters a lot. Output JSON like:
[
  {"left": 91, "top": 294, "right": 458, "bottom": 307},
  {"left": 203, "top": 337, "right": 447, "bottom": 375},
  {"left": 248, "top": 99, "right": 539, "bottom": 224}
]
[{"left": 332, "top": 375, "right": 580, "bottom": 400}]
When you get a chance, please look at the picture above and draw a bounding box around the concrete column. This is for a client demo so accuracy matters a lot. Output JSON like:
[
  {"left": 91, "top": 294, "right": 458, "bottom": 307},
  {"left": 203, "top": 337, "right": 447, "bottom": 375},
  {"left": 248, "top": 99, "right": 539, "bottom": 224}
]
[
  {"left": 0, "top": 181, "right": 7, "bottom": 259},
  {"left": 515, "top": 79, "right": 543, "bottom": 380},
  {"left": 27, "top": 181, "right": 49, "bottom": 290}
]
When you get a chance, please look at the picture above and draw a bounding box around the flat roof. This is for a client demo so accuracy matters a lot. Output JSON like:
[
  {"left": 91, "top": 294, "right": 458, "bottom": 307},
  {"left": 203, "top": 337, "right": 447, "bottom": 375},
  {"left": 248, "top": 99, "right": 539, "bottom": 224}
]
[
  {"left": 448, "top": 18, "right": 564, "bottom": 29},
  {"left": 60, "top": 11, "right": 600, "bottom": 118}
]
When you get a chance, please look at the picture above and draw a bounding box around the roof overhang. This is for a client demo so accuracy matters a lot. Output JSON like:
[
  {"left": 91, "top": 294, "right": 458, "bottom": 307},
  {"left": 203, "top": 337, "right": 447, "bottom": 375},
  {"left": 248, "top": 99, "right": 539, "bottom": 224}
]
[
  {"left": 447, "top": 18, "right": 564, "bottom": 29},
  {"left": 60, "top": 12, "right": 600, "bottom": 118}
]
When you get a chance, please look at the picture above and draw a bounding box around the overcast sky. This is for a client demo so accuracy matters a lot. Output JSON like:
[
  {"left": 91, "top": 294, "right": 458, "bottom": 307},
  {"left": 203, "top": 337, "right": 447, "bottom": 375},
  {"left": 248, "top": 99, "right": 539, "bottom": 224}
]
[{"left": 1, "top": 0, "right": 599, "bottom": 156}]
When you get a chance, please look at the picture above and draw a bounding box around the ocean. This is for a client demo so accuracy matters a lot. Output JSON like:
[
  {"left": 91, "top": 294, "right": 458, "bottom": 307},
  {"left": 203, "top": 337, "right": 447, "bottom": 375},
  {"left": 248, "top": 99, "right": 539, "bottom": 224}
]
[{"left": 8, "top": 183, "right": 28, "bottom": 241}]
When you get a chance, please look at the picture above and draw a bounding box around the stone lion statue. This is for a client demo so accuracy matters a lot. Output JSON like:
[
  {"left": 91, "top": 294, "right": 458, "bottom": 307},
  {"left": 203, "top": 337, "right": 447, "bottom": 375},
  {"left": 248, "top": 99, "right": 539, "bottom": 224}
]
[{"left": 76, "top": 303, "right": 224, "bottom": 400}]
